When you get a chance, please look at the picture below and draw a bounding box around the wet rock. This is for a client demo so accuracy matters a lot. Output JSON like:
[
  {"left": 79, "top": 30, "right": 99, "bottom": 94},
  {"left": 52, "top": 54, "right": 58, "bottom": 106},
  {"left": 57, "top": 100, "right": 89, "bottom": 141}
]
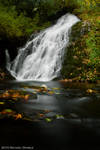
[
  {"left": 45, "top": 112, "right": 57, "bottom": 118},
  {"left": 41, "top": 84, "right": 48, "bottom": 91},
  {"left": 69, "top": 113, "right": 79, "bottom": 118}
]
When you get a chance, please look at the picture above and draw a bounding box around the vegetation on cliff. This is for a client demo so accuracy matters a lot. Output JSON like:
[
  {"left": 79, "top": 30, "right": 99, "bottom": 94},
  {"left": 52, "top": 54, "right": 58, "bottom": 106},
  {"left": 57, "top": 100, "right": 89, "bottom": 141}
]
[{"left": 61, "top": 0, "right": 100, "bottom": 82}]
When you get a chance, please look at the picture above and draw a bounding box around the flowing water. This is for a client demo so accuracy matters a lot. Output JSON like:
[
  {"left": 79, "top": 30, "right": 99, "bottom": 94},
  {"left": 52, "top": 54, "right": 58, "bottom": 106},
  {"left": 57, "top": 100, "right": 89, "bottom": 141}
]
[{"left": 6, "top": 14, "right": 80, "bottom": 81}]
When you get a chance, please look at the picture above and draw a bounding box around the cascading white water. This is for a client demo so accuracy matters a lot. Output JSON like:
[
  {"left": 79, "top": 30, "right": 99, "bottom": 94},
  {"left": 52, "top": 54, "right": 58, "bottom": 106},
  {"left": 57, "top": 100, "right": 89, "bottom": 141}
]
[{"left": 6, "top": 13, "right": 80, "bottom": 81}]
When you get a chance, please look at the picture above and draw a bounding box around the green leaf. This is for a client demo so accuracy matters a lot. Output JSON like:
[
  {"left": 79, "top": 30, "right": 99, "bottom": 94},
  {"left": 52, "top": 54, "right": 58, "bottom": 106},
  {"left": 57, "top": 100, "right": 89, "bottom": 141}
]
[
  {"left": 45, "top": 118, "right": 52, "bottom": 122},
  {"left": 4, "top": 109, "right": 13, "bottom": 113}
]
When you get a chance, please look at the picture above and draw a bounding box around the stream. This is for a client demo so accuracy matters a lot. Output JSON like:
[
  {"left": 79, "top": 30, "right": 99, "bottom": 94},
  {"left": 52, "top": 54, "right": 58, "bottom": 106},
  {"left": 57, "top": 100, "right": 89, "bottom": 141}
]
[{"left": 0, "top": 80, "right": 100, "bottom": 150}]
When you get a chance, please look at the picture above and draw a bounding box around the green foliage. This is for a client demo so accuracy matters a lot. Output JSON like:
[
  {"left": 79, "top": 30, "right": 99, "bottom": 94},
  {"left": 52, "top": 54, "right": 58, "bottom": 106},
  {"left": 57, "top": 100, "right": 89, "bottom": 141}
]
[
  {"left": 34, "top": 0, "right": 65, "bottom": 21},
  {"left": 0, "top": 2, "right": 51, "bottom": 39},
  {"left": 86, "top": 31, "right": 100, "bottom": 66},
  {"left": 0, "top": 5, "right": 30, "bottom": 38}
]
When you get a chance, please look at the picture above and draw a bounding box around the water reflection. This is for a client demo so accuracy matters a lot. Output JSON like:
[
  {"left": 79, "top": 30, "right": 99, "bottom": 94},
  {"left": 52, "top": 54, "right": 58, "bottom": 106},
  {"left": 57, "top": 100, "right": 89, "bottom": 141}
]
[{"left": 16, "top": 94, "right": 59, "bottom": 113}]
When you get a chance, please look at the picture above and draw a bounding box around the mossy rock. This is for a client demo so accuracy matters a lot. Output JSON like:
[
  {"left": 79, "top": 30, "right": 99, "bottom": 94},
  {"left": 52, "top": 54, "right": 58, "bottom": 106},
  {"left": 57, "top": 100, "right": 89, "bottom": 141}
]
[{"left": 61, "top": 18, "right": 97, "bottom": 81}]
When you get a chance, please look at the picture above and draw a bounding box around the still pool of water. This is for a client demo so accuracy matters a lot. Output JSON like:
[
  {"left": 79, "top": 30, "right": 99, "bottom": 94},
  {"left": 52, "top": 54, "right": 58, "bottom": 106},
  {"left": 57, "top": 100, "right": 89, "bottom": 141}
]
[{"left": 0, "top": 80, "right": 100, "bottom": 150}]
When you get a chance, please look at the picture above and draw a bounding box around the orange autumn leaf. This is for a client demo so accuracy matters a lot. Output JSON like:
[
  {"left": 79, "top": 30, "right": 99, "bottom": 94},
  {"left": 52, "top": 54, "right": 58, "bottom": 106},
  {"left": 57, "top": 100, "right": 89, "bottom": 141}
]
[
  {"left": 2, "top": 91, "right": 10, "bottom": 98},
  {"left": 24, "top": 95, "right": 29, "bottom": 100},
  {"left": 39, "top": 114, "right": 44, "bottom": 117},
  {"left": 12, "top": 93, "right": 20, "bottom": 98},
  {"left": 15, "top": 114, "right": 22, "bottom": 120}
]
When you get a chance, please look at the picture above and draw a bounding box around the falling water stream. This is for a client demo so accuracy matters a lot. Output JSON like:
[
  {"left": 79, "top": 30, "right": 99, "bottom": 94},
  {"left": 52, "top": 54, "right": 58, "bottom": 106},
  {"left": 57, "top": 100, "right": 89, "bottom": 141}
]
[{"left": 6, "top": 13, "right": 80, "bottom": 81}]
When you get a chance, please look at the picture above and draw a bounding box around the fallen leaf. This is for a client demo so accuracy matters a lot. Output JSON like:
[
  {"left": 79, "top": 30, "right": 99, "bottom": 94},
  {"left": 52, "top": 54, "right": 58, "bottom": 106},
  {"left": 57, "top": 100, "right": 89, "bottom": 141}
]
[
  {"left": 0, "top": 102, "right": 5, "bottom": 105},
  {"left": 24, "top": 95, "right": 29, "bottom": 100},
  {"left": 52, "top": 88, "right": 60, "bottom": 90},
  {"left": 48, "top": 91, "right": 54, "bottom": 95},
  {"left": 39, "top": 114, "right": 44, "bottom": 117},
  {"left": 45, "top": 118, "right": 52, "bottom": 122},
  {"left": 12, "top": 93, "right": 20, "bottom": 98},
  {"left": 15, "top": 114, "right": 22, "bottom": 120},
  {"left": 86, "top": 89, "right": 96, "bottom": 93}
]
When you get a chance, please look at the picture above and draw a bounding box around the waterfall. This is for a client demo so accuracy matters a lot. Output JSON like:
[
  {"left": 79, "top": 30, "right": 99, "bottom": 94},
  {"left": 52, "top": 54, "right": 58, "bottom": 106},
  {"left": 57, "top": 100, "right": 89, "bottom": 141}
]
[{"left": 6, "top": 13, "right": 80, "bottom": 81}]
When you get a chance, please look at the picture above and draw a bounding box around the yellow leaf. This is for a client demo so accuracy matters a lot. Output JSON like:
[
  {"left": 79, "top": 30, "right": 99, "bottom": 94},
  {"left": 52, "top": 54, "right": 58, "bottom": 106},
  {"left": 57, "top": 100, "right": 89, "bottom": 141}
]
[
  {"left": 12, "top": 93, "right": 20, "bottom": 98},
  {"left": 52, "top": 88, "right": 60, "bottom": 90},
  {"left": 0, "top": 102, "right": 5, "bottom": 105},
  {"left": 48, "top": 91, "right": 54, "bottom": 94},
  {"left": 86, "top": 89, "right": 96, "bottom": 93}
]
